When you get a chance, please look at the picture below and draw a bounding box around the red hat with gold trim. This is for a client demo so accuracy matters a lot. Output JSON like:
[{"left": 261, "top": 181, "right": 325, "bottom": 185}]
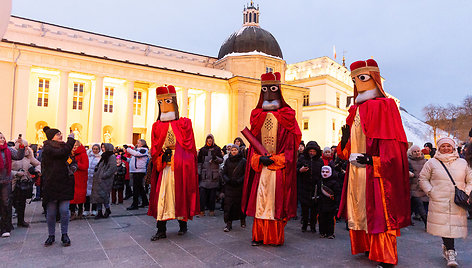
[
  {"left": 350, "top": 59, "right": 387, "bottom": 98},
  {"left": 261, "top": 72, "right": 281, "bottom": 85},
  {"left": 156, "top": 85, "right": 176, "bottom": 98}
]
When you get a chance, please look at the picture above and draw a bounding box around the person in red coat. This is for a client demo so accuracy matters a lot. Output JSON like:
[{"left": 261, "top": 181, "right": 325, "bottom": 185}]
[
  {"left": 148, "top": 85, "right": 200, "bottom": 241},
  {"left": 336, "top": 59, "right": 410, "bottom": 268},
  {"left": 242, "top": 72, "right": 301, "bottom": 246},
  {"left": 70, "top": 142, "right": 89, "bottom": 220}
]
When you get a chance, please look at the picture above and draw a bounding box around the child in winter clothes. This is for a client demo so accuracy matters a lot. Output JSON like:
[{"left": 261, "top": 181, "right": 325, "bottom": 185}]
[
  {"left": 221, "top": 144, "right": 246, "bottom": 232},
  {"left": 112, "top": 156, "right": 126, "bottom": 204},
  {"left": 318, "top": 165, "right": 340, "bottom": 239}
]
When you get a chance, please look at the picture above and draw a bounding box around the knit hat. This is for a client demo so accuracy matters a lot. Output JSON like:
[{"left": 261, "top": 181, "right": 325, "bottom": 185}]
[
  {"left": 323, "top": 147, "right": 331, "bottom": 153},
  {"left": 231, "top": 144, "right": 239, "bottom": 150},
  {"left": 43, "top": 126, "right": 60, "bottom": 140},
  {"left": 437, "top": 137, "right": 455, "bottom": 149}
]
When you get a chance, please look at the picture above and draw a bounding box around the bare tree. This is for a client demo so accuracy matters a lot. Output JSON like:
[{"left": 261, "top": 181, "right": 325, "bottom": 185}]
[{"left": 423, "top": 104, "right": 445, "bottom": 144}]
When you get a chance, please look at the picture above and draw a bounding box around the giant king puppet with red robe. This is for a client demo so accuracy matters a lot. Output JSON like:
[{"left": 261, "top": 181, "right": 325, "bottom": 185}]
[
  {"left": 337, "top": 59, "right": 410, "bottom": 267},
  {"left": 242, "top": 72, "right": 301, "bottom": 246},
  {"left": 148, "top": 85, "right": 200, "bottom": 241}
]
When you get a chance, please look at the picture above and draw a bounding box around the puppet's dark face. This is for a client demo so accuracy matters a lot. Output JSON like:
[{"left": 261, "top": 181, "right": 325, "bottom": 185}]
[{"left": 261, "top": 84, "right": 282, "bottom": 111}]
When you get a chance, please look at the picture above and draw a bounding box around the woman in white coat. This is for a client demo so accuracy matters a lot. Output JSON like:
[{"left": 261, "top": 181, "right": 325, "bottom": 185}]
[{"left": 419, "top": 137, "right": 472, "bottom": 267}]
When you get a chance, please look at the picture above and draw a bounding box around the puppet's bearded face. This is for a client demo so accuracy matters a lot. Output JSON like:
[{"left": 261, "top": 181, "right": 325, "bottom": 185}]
[
  {"left": 261, "top": 84, "right": 281, "bottom": 111},
  {"left": 352, "top": 73, "right": 382, "bottom": 104},
  {"left": 158, "top": 97, "right": 177, "bottom": 122}
]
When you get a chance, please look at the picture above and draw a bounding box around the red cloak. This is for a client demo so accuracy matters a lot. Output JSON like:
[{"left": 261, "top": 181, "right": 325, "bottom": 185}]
[
  {"left": 337, "top": 98, "right": 411, "bottom": 233},
  {"left": 147, "top": 117, "right": 200, "bottom": 220},
  {"left": 241, "top": 107, "right": 301, "bottom": 220},
  {"left": 71, "top": 145, "right": 89, "bottom": 205}
]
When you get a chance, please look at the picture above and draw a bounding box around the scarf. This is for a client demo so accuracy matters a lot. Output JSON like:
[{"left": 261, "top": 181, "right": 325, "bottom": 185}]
[
  {"left": 0, "top": 143, "right": 12, "bottom": 175},
  {"left": 434, "top": 150, "right": 459, "bottom": 163},
  {"left": 98, "top": 151, "right": 114, "bottom": 167}
]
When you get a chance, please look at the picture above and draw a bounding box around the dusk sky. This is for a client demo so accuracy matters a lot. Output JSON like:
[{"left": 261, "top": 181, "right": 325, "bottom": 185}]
[{"left": 11, "top": 0, "right": 472, "bottom": 120}]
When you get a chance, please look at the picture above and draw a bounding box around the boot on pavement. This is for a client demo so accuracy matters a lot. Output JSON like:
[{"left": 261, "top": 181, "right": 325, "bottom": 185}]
[{"left": 446, "top": 250, "right": 458, "bottom": 267}]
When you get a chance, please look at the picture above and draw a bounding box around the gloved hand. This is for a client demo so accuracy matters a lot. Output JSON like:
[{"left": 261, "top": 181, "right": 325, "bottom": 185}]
[
  {"left": 340, "top": 124, "right": 350, "bottom": 150},
  {"left": 259, "top": 155, "right": 274, "bottom": 166},
  {"left": 356, "top": 154, "right": 373, "bottom": 165},
  {"left": 162, "top": 148, "right": 173, "bottom": 163}
]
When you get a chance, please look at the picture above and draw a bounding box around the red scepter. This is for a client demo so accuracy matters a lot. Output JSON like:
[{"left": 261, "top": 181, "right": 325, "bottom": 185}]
[{"left": 241, "top": 127, "right": 270, "bottom": 156}]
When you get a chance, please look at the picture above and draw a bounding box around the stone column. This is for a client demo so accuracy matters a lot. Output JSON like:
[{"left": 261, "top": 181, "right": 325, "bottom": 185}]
[
  {"left": 56, "top": 70, "right": 69, "bottom": 133},
  {"left": 11, "top": 65, "right": 31, "bottom": 139},
  {"left": 180, "top": 87, "right": 189, "bottom": 117},
  {"left": 204, "top": 90, "right": 212, "bottom": 135},
  {"left": 124, "top": 80, "right": 135, "bottom": 144},
  {"left": 90, "top": 75, "right": 104, "bottom": 143},
  {"left": 146, "top": 86, "right": 157, "bottom": 142}
]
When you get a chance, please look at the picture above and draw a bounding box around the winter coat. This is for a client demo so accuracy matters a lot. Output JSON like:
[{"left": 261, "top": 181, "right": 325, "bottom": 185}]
[
  {"left": 419, "top": 152, "right": 472, "bottom": 238},
  {"left": 41, "top": 138, "right": 76, "bottom": 203},
  {"left": 11, "top": 147, "right": 40, "bottom": 191},
  {"left": 87, "top": 149, "right": 101, "bottom": 196},
  {"left": 297, "top": 141, "right": 323, "bottom": 207},
  {"left": 222, "top": 152, "right": 246, "bottom": 199},
  {"left": 70, "top": 145, "right": 89, "bottom": 204},
  {"left": 408, "top": 154, "right": 428, "bottom": 201},
  {"left": 317, "top": 175, "right": 341, "bottom": 213},
  {"left": 0, "top": 146, "right": 25, "bottom": 184},
  {"left": 126, "top": 147, "right": 149, "bottom": 173},
  {"left": 113, "top": 163, "right": 126, "bottom": 190},
  {"left": 198, "top": 137, "right": 223, "bottom": 189},
  {"left": 90, "top": 143, "right": 117, "bottom": 204}
]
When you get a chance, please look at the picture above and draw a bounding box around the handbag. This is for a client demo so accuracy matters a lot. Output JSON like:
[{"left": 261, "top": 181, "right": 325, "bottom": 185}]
[{"left": 438, "top": 160, "right": 471, "bottom": 210}]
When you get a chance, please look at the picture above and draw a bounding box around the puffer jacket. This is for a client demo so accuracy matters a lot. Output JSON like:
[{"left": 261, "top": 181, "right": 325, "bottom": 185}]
[
  {"left": 41, "top": 138, "right": 76, "bottom": 203},
  {"left": 126, "top": 147, "right": 149, "bottom": 173},
  {"left": 70, "top": 145, "right": 89, "bottom": 204},
  {"left": 297, "top": 141, "right": 323, "bottom": 207},
  {"left": 11, "top": 147, "right": 40, "bottom": 191},
  {"left": 197, "top": 134, "right": 223, "bottom": 189},
  {"left": 87, "top": 149, "right": 101, "bottom": 196},
  {"left": 408, "top": 154, "right": 428, "bottom": 201},
  {"left": 90, "top": 143, "right": 117, "bottom": 204},
  {"left": 419, "top": 152, "right": 472, "bottom": 238}
]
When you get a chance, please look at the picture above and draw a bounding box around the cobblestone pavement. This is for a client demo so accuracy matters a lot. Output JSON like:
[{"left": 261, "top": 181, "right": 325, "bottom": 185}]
[{"left": 0, "top": 198, "right": 471, "bottom": 267}]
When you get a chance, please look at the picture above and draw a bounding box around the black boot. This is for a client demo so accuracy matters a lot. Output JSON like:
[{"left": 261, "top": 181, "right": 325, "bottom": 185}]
[
  {"left": 178, "top": 220, "right": 188, "bottom": 235},
  {"left": 61, "top": 234, "right": 71, "bottom": 247},
  {"left": 94, "top": 210, "right": 104, "bottom": 220},
  {"left": 44, "top": 235, "right": 55, "bottom": 246},
  {"left": 17, "top": 210, "right": 30, "bottom": 228},
  {"left": 240, "top": 218, "right": 246, "bottom": 228},
  {"left": 377, "top": 262, "right": 394, "bottom": 268},
  {"left": 224, "top": 221, "right": 232, "bottom": 232},
  {"left": 103, "top": 208, "right": 111, "bottom": 218},
  {"left": 301, "top": 221, "right": 307, "bottom": 232},
  {"left": 151, "top": 221, "right": 167, "bottom": 241}
]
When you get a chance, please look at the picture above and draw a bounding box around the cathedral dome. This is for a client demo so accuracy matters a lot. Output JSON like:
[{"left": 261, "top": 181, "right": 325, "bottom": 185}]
[
  {"left": 217, "top": 1, "right": 283, "bottom": 60},
  {"left": 217, "top": 26, "right": 283, "bottom": 60}
]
